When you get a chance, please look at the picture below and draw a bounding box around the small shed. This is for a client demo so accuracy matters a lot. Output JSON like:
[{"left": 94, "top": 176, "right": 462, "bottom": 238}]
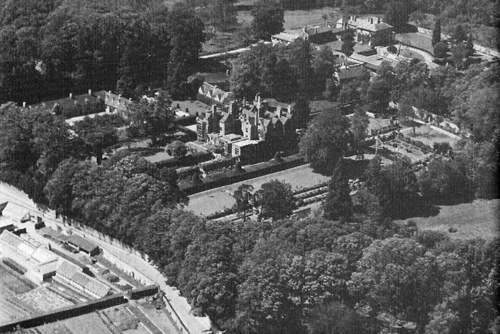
[{"left": 67, "top": 234, "right": 99, "bottom": 256}]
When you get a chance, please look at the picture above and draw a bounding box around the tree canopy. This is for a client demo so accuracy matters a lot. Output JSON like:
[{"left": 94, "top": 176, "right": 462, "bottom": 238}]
[{"left": 298, "top": 109, "right": 352, "bottom": 175}]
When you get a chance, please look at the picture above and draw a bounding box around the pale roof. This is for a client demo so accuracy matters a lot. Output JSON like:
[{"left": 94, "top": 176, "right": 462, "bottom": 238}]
[{"left": 57, "top": 260, "right": 109, "bottom": 298}]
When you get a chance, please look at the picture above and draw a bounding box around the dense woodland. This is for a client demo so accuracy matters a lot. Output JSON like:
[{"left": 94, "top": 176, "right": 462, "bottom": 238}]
[
  {"left": 0, "top": 1, "right": 499, "bottom": 334},
  {"left": 0, "top": 0, "right": 205, "bottom": 104}
]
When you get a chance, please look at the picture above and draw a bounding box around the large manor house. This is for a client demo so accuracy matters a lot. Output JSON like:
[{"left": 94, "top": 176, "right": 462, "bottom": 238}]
[{"left": 196, "top": 94, "right": 297, "bottom": 162}]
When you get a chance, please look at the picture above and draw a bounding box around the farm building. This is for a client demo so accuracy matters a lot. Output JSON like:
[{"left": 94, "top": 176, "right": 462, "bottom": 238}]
[
  {"left": 67, "top": 234, "right": 99, "bottom": 256},
  {"left": 55, "top": 260, "right": 110, "bottom": 299},
  {"left": 0, "top": 230, "right": 59, "bottom": 281}
]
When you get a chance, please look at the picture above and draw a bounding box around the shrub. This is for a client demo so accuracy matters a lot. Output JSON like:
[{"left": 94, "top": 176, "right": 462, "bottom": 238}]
[
  {"left": 387, "top": 45, "right": 398, "bottom": 54},
  {"left": 106, "top": 274, "right": 120, "bottom": 282}
]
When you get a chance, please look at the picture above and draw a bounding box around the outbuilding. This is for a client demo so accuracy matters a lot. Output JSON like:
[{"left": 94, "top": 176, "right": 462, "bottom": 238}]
[{"left": 67, "top": 234, "right": 99, "bottom": 256}]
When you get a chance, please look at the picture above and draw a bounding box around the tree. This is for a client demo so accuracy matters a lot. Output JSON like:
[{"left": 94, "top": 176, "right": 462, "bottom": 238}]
[
  {"left": 251, "top": 1, "right": 284, "bottom": 41},
  {"left": 128, "top": 91, "right": 175, "bottom": 146},
  {"left": 312, "top": 45, "right": 338, "bottom": 92},
  {"left": 465, "top": 33, "right": 474, "bottom": 57},
  {"left": 232, "top": 184, "right": 254, "bottom": 221},
  {"left": 366, "top": 79, "right": 391, "bottom": 113},
  {"left": 256, "top": 180, "right": 296, "bottom": 221},
  {"left": 384, "top": 2, "right": 409, "bottom": 29},
  {"left": 417, "top": 157, "right": 472, "bottom": 204},
  {"left": 350, "top": 105, "right": 369, "bottom": 157},
  {"left": 167, "top": 5, "right": 205, "bottom": 98},
  {"left": 292, "top": 96, "right": 310, "bottom": 129},
  {"left": 341, "top": 29, "right": 356, "bottom": 57},
  {"left": 433, "top": 41, "right": 449, "bottom": 58},
  {"left": 452, "top": 24, "right": 467, "bottom": 45},
  {"left": 432, "top": 18, "right": 441, "bottom": 46},
  {"left": 305, "top": 302, "right": 363, "bottom": 334},
  {"left": 349, "top": 237, "right": 441, "bottom": 332},
  {"left": 72, "top": 116, "right": 118, "bottom": 165},
  {"left": 323, "top": 160, "right": 353, "bottom": 221},
  {"left": 451, "top": 42, "right": 469, "bottom": 69},
  {"left": 44, "top": 159, "right": 87, "bottom": 216},
  {"left": 299, "top": 109, "right": 352, "bottom": 175},
  {"left": 167, "top": 141, "right": 188, "bottom": 159}
]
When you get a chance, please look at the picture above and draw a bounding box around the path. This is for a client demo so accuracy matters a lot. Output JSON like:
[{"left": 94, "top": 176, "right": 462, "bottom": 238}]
[{"left": 399, "top": 44, "right": 439, "bottom": 69}]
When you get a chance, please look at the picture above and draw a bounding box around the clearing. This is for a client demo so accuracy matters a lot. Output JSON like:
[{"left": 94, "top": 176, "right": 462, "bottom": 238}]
[
  {"left": 401, "top": 124, "right": 459, "bottom": 148},
  {"left": 407, "top": 199, "right": 499, "bottom": 240}
]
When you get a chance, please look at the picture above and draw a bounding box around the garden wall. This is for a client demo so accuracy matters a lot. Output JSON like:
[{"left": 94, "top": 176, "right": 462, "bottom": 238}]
[{"left": 0, "top": 295, "right": 127, "bottom": 333}]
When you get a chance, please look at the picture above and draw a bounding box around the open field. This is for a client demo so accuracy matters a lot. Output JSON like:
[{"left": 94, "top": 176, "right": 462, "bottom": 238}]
[
  {"left": 396, "top": 33, "right": 434, "bottom": 54},
  {"left": 407, "top": 199, "right": 499, "bottom": 240},
  {"left": 187, "top": 164, "right": 329, "bottom": 215},
  {"left": 64, "top": 312, "right": 114, "bottom": 334},
  {"left": 401, "top": 124, "right": 459, "bottom": 148}
]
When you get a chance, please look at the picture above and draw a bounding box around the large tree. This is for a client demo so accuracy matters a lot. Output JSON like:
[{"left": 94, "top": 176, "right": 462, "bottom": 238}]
[
  {"left": 350, "top": 237, "right": 441, "bottom": 332},
  {"left": 232, "top": 184, "right": 255, "bottom": 221},
  {"left": 299, "top": 109, "right": 352, "bottom": 175},
  {"left": 251, "top": 1, "right": 284, "bottom": 41},
  {"left": 323, "top": 160, "right": 353, "bottom": 221},
  {"left": 256, "top": 180, "right": 296, "bottom": 221},
  {"left": 167, "top": 4, "right": 205, "bottom": 98},
  {"left": 128, "top": 91, "right": 175, "bottom": 146},
  {"left": 384, "top": 1, "right": 409, "bottom": 30},
  {"left": 432, "top": 18, "right": 441, "bottom": 46},
  {"left": 341, "top": 29, "right": 356, "bottom": 57}
]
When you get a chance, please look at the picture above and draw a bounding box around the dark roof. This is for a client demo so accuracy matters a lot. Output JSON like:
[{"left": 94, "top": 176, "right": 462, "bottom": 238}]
[
  {"left": 67, "top": 234, "right": 98, "bottom": 253},
  {"left": 337, "top": 65, "right": 368, "bottom": 81},
  {"left": 35, "top": 92, "right": 103, "bottom": 113},
  {"left": 0, "top": 202, "right": 7, "bottom": 215}
]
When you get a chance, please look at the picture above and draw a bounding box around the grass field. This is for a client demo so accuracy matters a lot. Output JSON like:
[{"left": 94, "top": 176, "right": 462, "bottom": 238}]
[
  {"left": 401, "top": 124, "right": 459, "bottom": 148},
  {"left": 407, "top": 199, "right": 499, "bottom": 240},
  {"left": 396, "top": 33, "right": 434, "bottom": 54}
]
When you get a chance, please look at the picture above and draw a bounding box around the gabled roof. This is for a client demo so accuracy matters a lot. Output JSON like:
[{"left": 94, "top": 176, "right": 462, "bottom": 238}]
[
  {"left": 57, "top": 260, "right": 109, "bottom": 297},
  {"left": 356, "top": 21, "right": 393, "bottom": 32},
  {"left": 67, "top": 234, "right": 98, "bottom": 253}
]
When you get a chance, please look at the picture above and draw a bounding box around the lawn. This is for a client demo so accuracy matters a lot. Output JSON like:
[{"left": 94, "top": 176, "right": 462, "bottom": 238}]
[
  {"left": 283, "top": 7, "right": 339, "bottom": 29},
  {"left": 395, "top": 33, "right": 434, "bottom": 54},
  {"left": 367, "top": 117, "right": 392, "bottom": 132},
  {"left": 187, "top": 164, "right": 330, "bottom": 216},
  {"left": 407, "top": 199, "right": 499, "bottom": 240},
  {"left": 401, "top": 124, "right": 459, "bottom": 148}
]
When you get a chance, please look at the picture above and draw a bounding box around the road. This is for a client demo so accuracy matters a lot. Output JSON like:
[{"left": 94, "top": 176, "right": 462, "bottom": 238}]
[
  {"left": 186, "top": 164, "right": 329, "bottom": 216},
  {"left": 399, "top": 44, "right": 439, "bottom": 69}
]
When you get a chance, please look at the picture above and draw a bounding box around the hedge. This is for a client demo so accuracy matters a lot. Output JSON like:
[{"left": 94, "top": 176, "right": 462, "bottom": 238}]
[{"left": 180, "top": 154, "right": 306, "bottom": 195}]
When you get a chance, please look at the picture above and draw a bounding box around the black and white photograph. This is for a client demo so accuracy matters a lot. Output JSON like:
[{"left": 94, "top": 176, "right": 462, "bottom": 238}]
[{"left": 0, "top": 0, "right": 498, "bottom": 333}]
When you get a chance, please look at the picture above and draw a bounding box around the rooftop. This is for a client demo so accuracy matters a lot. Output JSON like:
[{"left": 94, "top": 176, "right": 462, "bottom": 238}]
[{"left": 67, "top": 234, "right": 98, "bottom": 253}]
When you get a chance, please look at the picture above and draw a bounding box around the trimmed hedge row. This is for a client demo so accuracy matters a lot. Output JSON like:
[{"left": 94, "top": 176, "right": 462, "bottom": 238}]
[
  {"left": 155, "top": 151, "right": 215, "bottom": 169},
  {"left": 180, "top": 154, "right": 305, "bottom": 195}
]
